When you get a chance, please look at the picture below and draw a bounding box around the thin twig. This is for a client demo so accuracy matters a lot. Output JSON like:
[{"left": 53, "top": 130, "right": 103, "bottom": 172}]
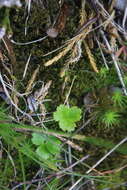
[
  {"left": 100, "top": 30, "right": 127, "bottom": 95},
  {"left": 11, "top": 35, "right": 47, "bottom": 45},
  {"left": 86, "top": 137, "right": 127, "bottom": 174},
  {"left": 57, "top": 155, "right": 90, "bottom": 175},
  {"left": 23, "top": 53, "right": 32, "bottom": 79}
]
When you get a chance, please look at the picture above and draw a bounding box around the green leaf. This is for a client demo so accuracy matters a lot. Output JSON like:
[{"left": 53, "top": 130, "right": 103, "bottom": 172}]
[
  {"left": 45, "top": 136, "right": 61, "bottom": 155},
  {"left": 53, "top": 104, "right": 82, "bottom": 132},
  {"left": 36, "top": 144, "right": 50, "bottom": 159},
  {"left": 46, "top": 142, "right": 60, "bottom": 155},
  {"left": 31, "top": 133, "right": 45, "bottom": 145},
  {"left": 46, "top": 138, "right": 61, "bottom": 154}
]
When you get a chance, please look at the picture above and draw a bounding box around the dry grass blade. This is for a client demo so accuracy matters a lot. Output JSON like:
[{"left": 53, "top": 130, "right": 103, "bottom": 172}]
[
  {"left": 25, "top": 65, "right": 40, "bottom": 93},
  {"left": 84, "top": 41, "right": 99, "bottom": 73},
  {"left": 2, "top": 35, "right": 16, "bottom": 65},
  {"left": 69, "top": 40, "right": 82, "bottom": 63},
  {"left": 100, "top": 30, "right": 127, "bottom": 95},
  {"left": 56, "top": 136, "right": 83, "bottom": 152},
  {"left": 44, "top": 42, "right": 75, "bottom": 66},
  {"left": 35, "top": 80, "right": 52, "bottom": 101},
  {"left": 57, "top": 155, "right": 89, "bottom": 175}
]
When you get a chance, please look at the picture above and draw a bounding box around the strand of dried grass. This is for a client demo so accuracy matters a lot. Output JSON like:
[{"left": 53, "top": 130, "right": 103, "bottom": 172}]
[
  {"left": 110, "top": 25, "right": 118, "bottom": 49},
  {"left": 108, "top": 0, "right": 116, "bottom": 13},
  {"left": 100, "top": 30, "right": 127, "bottom": 95},
  {"left": 25, "top": 65, "right": 40, "bottom": 93},
  {"left": 84, "top": 41, "right": 99, "bottom": 73},
  {"left": 97, "top": 0, "right": 127, "bottom": 35},
  {"left": 104, "top": 10, "right": 115, "bottom": 30},
  {"left": 102, "top": 10, "right": 119, "bottom": 49},
  {"left": 80, "top": 1, "right": 87, "bottom": 25},
  {"left": 68, "top": 7, "right": 87, "bottom": 64},
  {"left": 56, "top": 135, "right": 83, "bottom": 152},
  {"left": 80, "top": 14, "right": 99, "bottom": 73},
  {"left": 69, "top": 40, "right": 82, "bottom": 63},
  {"left": 86, "top": 137, "right": 127, "bottom": 174},
  {"left": 2, "top": 35, "right": 16, "bottom": 65},
  {"left": 44, "top": 41, "right": 75, "bottom": 66},
  {"left": 60, "top": 26, "right": 95, "bottom": 76}
]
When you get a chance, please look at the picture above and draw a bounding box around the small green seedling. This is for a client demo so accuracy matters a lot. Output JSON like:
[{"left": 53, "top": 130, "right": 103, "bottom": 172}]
[
  {"left": 100, "top": 110, "right": 120, "bottom": 128},
  {"left": 112, "top": 90, "right": 127, "bottom": 107},
  {"left": 53, "top": 104, "right": 82, "bottom": 132},
  {"left": 31, "top": 133, "right": 61, "bottom": 160}
]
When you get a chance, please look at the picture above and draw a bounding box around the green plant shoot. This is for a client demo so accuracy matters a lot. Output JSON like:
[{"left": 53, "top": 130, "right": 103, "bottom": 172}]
[
  {"left": 101, "top": 110, "right": 120, "bottom": 128},
  {"left": 53, "top": 104, "right": 82, "bottom": 132},
  {"left": 32, "top": 133, "right": 61, "bottom": 160}
]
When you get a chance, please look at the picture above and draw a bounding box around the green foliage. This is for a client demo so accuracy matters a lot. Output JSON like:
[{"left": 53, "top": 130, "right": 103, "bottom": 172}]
[
  {"left": 0, "top": 120, "right": 59, "bottom": 171},
  {"left": 112, "top": 90, "right": 127, "bottom": 107},
  {"left": 53, "top": 104, "right": 82, "bottom": 132},
  {"left": 44, "top": 178, "right": 60, "bottom": 190},
  {"left": 0, "top": 8, "right": 11, "bottom": 37},
  {"left": 31, "top": 133, "right": 45, "bottom": 145},
  {"left": 97, "top": 172, "right": 126, "bottom": 190},
  {"left": 32, "top": 133, "right": 61, "bottom": 162},
  {"left": 100, "top": 110, "right": 120, "bottom": 128},
  {"left": 1, "top": 1, "right": 127, "bottom": 188},
  {"left": 123, "top": 75, "right": 127, "bottom": 86},
  {"left": 99, "top": 67, "right": 109, "bottom": 78}
]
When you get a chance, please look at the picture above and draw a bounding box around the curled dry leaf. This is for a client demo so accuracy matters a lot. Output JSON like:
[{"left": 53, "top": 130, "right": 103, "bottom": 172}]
[
  {"left": 27, "top": 81, "right": 52, "bottom": 113},
  {"left": 27, "top": 95, "right": 38, "bottom": 112}
]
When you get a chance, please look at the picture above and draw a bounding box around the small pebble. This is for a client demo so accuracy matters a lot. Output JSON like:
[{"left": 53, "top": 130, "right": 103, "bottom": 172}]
[{"left": 46, "top": 28, "right": 58, "bottom": 38}]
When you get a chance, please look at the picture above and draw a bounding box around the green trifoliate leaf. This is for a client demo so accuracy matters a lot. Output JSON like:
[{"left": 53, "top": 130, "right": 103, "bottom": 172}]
[
  {"left": 53, "top": 104, "right": 82, "bottom": 132},
  {"left": 36, "top": 144, "right": 50, "bottom": 159},
  {"left": 46, "top": 141, "right": 60, "bottom": 155},
  {"left": 46, "top": 136, "right": 61, "bottom": 155},
  {"left": 31, "top": 133, "right": 45, "bottom": 145}
]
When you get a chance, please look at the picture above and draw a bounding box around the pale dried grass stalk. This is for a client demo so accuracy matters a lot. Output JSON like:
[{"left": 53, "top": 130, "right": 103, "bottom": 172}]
[
  {"left": 104, "top": 10, "right": 115, "bottom": 30},
  {"left": 57, "top": 136, "right": 83, "bottom": 152},
  {"left": 69, "top": 40, "right": 82, "bottom": 63},
  {"left": 60, "top": 64, "right": 69, "bottom": 78},
  {"left": 84, "top": 41, "right": 99, "bottom": 73},
  {"left": 13, "top": 94, "right": 19, "bottom": 118},
  {"left": 108, "top": 0, "right": 116, "bottom": 13},
  {"left": 86, "top": 137, "right": 127, "bottom": 174},
  {"left": 110, "top": 25, "right": 118, "bottom": 49},
  {"left": 80, "top": 3, "right": 87, "bottom": 25},
  {"left": 35, "top": 80, "right": 52, "bottom": 101},
  {"left": 25, "top": 65, "right": 40, "bottom": 93},
  {"left": 44, "top": 42, "right": 75, "bottom": 66}
]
